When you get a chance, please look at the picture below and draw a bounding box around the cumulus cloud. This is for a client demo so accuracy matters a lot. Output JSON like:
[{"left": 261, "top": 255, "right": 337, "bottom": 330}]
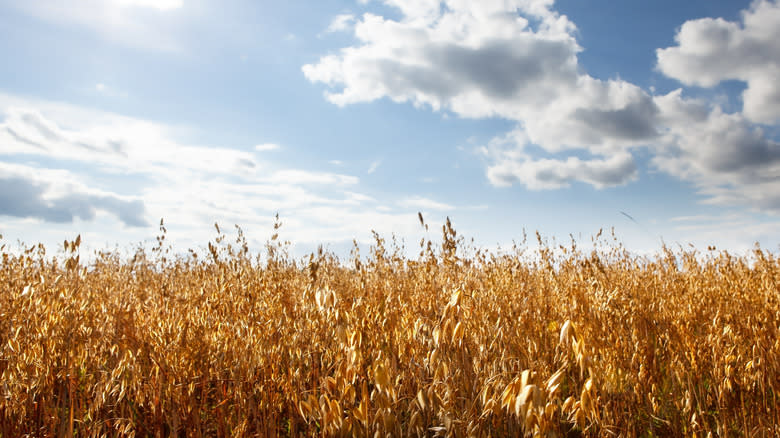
[
  {"left": 303, "top": 0, "right": 657, "bottom": 190},
  {"left": 652, "top": 89, "right": 780, "bottom": 212},
  {"left": 305, "top": 0, "right": 780, "bottom": 213},
  {"left": 0, "top": 163, "right": 147, "bottom": 227},
  {"left": 486, "top": 152, "right": 638, "bottom": 190},
  {"left": 303, "top": 3, "right": 582, "bottom": 118},
  {"left": 650, "top": 2, "right": 780, "bottom": 213},
  {"left": 657, "top": 0, "right": 780, "bottom": 124}
]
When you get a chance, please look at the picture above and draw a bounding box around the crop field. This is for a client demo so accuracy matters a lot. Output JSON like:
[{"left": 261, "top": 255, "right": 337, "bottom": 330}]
[{"left": 1, "top": 219, "right": 779, "bottom": 437}]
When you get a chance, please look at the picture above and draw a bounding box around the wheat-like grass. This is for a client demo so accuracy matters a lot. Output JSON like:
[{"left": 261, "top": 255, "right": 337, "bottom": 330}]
[{"left": 0, "top": 221, "right": 778, "bottom": 437}]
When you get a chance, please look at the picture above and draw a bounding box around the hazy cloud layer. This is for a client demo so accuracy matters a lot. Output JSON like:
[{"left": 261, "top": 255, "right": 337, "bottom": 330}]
[
  {"left": 398, "top": 196, "right": 454, "bottom": 211},
  {"left": 1, "top": 0, "right": 184, "bottom": 51},
  {"left": 668, "top": 212, "right": 780, "bottom": 252},
  {"left": 305, "top": 0, "right": 780, "bottom": 213},
  {"left": 0, "top": 96, "right": 447, "bottom": 245},
  {"left": 0, "top": 106, "right": 259, "bottom": 176}
]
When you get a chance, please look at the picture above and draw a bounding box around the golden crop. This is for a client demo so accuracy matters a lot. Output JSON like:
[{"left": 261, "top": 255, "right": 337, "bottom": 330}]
[{"left": 1, "top": 219, "right": 778, "bottom": 437}]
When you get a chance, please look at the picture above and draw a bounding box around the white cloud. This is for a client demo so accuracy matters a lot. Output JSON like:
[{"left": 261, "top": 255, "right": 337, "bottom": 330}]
[
  {"left": 665, "top": 212, "right": 780, "bottom": 253},
  {"left": 398, "top": 196, "right": 454, "bottom": 211},
  {"left": 367, "top": 160, "right": 381, "bottom": 174},
  {"left": 652, "top": 89, "right": 780, "bottom": 213},
  {"left": 656, "top": 0, "right": 780, "bottom": 124},
  {"left": 255, "top": 143, "right": 280, "bottom": 152},
  {"left": 326, "top": 13, "right": 357, "bottom": 33},
  {"left": 0, "top": 94, "right": 430, "bottom": 251},
  {"left": 305, "top": 0, "right": 780, "bottom": 214},
  {"left": 302, "top": 1, "right": 655, "bottom": 191},
  {"left": 0, "top": 106, "right": 259, "bottom": 177},
  {"left": 0, "top": 162, "right": 147, "bottom": 227},
  {"left": 486, "top": 152, "right": 638, "bottom": 190}
]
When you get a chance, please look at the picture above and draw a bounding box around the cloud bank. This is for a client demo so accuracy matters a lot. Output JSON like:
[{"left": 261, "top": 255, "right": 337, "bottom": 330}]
[
  {"left": 0, "top": 163, "right": 147, "bottom": 227},
  {"left": 0, "top": 95, "right": 441, "bottom": 247},
  {"left": 304, "top": 0, "right": 780, "bottom": 213},
  {"left": 657, "top": 0, "right": 780, "bottom": 124}
]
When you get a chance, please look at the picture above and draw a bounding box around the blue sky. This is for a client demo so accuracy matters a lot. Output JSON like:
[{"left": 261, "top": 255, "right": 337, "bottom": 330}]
[{"left": 1, "top": 0, "right": 779, "bottom": 257}]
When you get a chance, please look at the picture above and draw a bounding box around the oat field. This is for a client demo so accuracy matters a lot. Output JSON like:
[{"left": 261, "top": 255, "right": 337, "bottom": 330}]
[{"left": 1, "top": 219, "right": 779, "bottom": 437}]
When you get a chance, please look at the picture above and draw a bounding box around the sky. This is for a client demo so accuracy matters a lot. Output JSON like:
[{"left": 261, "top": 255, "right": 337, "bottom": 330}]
[{"left": 0, "top": 0, "right": 779, "bottom": 258}]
